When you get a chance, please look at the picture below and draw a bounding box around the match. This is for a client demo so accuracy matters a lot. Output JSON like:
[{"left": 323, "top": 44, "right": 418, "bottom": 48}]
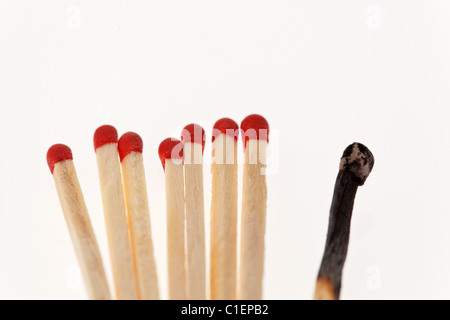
[
  {"left": 47, "top": 144, "right": 111, "bottom": 300},
  {"left": 210, "top": 118, "right": 239, "bottom": 300},
  {"left": 94, "top": 125, "right": 138, "bottom": 300},
  {"left": 118, "top": 132, "right": 159, "bottom": 300},
  {"left": 181, "top": 124, "right": 206, "bottom": 300},
  {"left": 239, "top": 114, "right": 269, "bottom": 300},
  {"left": 158, "top": 138, "right": 187, "bottom": 300},
  {"left": 314, "top": 142, "right": 374, "bottom": 300}
]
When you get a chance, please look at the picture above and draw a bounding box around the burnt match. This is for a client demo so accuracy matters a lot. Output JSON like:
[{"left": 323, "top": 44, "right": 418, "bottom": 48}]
[{"left": 314, "top": 142, "right": 374, "bottom": 300}]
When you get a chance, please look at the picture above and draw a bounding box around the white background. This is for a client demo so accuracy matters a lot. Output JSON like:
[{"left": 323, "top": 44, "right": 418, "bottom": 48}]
[{"left": 0, "top": 1, "right": 449, "bottom": 300}]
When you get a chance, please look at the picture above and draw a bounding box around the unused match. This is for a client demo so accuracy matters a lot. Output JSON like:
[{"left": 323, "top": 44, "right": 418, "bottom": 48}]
[
  {"left": 210, "top": 118, "right": 239, "bottom": 300},
  {"left": 47, "top": 144, "right": 111, "bottom": 300},
  {"left": 239, "top": 114, "right": 269, "bottom": 300},
  {"left": 118, "top": 132, "right": 159, "bottom": 300},
  {"left": 181, "top": 124, "right": 206, "bottom": 300},
  {"left": 159, "top": 138, "right": 187, "bottom": 300},
  {"left": 94, "top": 125, "right": 138, "bottom": 300}
]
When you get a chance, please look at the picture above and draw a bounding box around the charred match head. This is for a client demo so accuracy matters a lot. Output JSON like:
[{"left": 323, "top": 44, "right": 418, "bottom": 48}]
[
  {"left": 212, "top": 118, "right": 239, "bottom": 143},
  {"left": 240, "top": 114, "right": 269, "bottom": 147},
  {"left": 47, "top": 144, "right": 73, "bottom": 174},
  {"left": 158, "top": 138, "right": 184, "bottom": 170},
  {"left": 315, "top": 142, "right": 375, "bottom": 300},
  {"left": 118, "top": 132, "right": 143, "bottom": 162},
  {"left": 94, "top": 125, "right": 119, "bottom": 151},
  {"left": 181, "top": 124, "right": 206, "bottom": 153},
  {"left": 339, "top": 143, "right": 374, "bottom": 186}
]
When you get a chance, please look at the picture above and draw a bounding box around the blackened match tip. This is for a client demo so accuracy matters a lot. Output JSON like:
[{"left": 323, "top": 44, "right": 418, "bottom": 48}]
[{"left": 340, "top": 142, "right": 374, "bottom": 185}]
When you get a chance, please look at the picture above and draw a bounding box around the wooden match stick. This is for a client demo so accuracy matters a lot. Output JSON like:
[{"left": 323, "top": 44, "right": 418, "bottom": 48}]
[
  {"left": 210, "top": 118, "right": 239, "bottom": 300},
  {"left": 239, "top": 114, "right": 269, "bottom": 300},
  {"left": 314, "top": 142, "right": 374, "bottom": 300},
  {"left": 181, "top": 124, "right": 206, "bottom": 300},
  {"left": 94, "top": 125, "right": 138, "bottom": 300},
  {"left": 158, "top": 138, "right": 187, "bottom": 300},
  {"left": 47, "top": 144, "right": 111, "bottom": 300},
  {"left": 118, "top": 132, "right": 159, "bottom": 300}
]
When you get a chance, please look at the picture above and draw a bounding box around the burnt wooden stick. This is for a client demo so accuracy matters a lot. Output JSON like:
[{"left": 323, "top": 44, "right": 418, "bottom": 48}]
[{"left": 314, "top": 142, "right": 374, "bottom": 300}]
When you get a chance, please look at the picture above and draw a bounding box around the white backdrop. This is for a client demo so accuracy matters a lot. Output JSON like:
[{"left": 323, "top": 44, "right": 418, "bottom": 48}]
[{"left": 0, "top": 1, "right": 449, "bottom": 299}]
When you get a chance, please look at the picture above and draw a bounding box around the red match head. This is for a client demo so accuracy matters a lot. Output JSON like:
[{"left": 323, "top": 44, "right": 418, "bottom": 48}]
[
  {"left": 158, "top": 138, "right": 184, "bottom": 170},
  {"left": 118, "top": 132, "right": 143, "bottom": 162},
  {"left": 240, "top": 114, "right": 269, "bottom": 147},
  {"left": 212, "top": 118, "right": 239, "bottom": 143},
  {"left": 94, "top": 125, "right": 118, "bottom": 151},
  {"left": 181, "top": 124, "right": 205, "bottom": 153},
  {"left": 47, "top": 144, "right": 73, "bottom": 174}
]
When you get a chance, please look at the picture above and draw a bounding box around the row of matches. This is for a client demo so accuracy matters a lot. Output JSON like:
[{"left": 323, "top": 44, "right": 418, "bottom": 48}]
[
  {"left": 46, "top": 114, "right": 270, "bottom": 300},
  {"left": 47, "top": 113, "right": 375, "bottom": 300}
]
